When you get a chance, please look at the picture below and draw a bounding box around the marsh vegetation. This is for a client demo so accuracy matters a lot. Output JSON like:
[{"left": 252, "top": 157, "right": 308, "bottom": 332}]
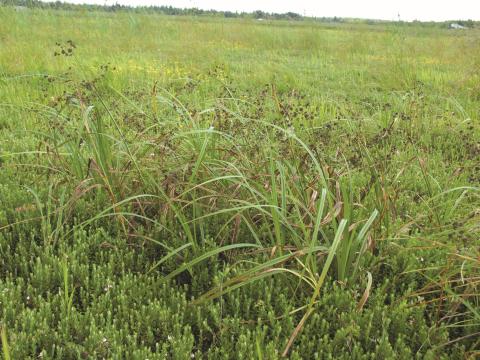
[{"left": 0, "top": 5, "right": 479, "bottom": 359}]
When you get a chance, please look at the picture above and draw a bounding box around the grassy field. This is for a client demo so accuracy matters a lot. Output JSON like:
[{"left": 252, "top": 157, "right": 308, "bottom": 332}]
[{"left": 1, "top": 5, "right": 479, "bottom": 359}]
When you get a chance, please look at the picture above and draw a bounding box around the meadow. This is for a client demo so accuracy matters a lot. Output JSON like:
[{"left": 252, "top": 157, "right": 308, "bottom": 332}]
[{"left": 0, "top": 5, "right": 479, "bottom": 359}]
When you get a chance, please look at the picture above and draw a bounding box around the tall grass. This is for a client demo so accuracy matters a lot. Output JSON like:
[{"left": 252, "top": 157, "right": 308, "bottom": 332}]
[{"left": 1, "top": 5, "right": 479, "bottom": 356}]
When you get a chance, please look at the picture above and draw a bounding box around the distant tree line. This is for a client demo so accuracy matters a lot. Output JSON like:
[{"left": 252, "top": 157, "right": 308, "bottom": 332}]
[
  {"left": 0, "top": 0, "right": 308, "bottom": 20},
  {"left": 0, "top": 0, "right": 365, "bottom": 23},
  {"left": 1, "top": 0, "right": 477, "bottom": 27}
]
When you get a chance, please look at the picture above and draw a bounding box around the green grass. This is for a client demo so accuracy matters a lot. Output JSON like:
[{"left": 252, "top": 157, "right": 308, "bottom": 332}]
[{"left": 1, "top": 5, "right": 479, "bottom": 359}]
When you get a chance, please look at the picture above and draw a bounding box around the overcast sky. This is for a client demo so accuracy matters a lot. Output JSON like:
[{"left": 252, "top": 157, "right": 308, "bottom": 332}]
[{"left": 43, "top": 0, "right": 480, "bottom": 21}]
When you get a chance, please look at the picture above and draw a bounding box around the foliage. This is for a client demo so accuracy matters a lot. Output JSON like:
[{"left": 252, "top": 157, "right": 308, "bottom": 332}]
[{"left": 1, "top": 6, "right": 479, "bottom": 359}]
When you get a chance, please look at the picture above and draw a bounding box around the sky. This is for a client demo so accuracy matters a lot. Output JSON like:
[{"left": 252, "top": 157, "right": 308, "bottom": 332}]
[{"left": 42, "top": 0, "right": 480, "bottom": 21}]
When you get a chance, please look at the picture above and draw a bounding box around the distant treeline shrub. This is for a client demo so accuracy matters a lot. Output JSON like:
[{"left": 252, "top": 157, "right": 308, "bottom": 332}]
[{"left": 1, "top": 0, "right": 478, "bottom": 27}]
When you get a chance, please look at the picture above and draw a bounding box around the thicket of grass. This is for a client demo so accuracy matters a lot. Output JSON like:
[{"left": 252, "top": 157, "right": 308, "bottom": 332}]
[{"left": 1, "top": 6, "right": 479, "bottom": 359}]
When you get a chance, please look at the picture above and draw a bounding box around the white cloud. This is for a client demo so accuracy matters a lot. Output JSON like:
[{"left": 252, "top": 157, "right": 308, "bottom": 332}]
[{"left": 42, "top": 0, "right": 480, "bottom": 21}]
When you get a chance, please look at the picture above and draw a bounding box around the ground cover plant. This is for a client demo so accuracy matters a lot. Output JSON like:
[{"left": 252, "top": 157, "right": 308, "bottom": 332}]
[{"left": 0, "top": 4, "right": 479, "bottom": 359}]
